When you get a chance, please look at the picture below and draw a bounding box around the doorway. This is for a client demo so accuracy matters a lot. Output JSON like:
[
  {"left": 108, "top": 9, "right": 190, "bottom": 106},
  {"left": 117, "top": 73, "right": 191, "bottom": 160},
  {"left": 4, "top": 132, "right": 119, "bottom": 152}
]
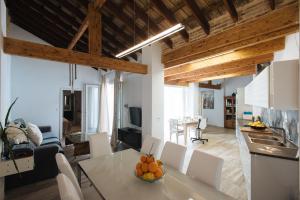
[{"left": 62, "top": 90, "right": 82, "bottom": 137}]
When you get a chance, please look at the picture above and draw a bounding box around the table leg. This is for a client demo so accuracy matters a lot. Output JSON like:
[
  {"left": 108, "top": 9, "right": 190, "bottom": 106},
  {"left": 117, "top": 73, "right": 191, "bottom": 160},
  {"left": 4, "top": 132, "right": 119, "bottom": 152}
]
[
  {"left": 184, "top": 125, "right": 187, "bottom": 145},
  {"left": 77, "top": 164, "right": 81, "bottom": 187}
]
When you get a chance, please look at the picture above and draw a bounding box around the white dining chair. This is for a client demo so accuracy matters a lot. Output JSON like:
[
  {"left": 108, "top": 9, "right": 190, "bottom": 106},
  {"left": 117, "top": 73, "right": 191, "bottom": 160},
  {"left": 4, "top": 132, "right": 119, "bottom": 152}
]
[
  {"left": 169, "top": 119, "right": 184, "bottom": 144},
  {"left": 186, "top": 150, "right": 224, "bottom": 190},
  {"left": 55, "top": 153, "right": 84, "bottom": 200},
  {"left": 57, "top": 173, "right": 81, "bottom": 200},
  {"left": 140, "top": 135, "right": 161, "bottom": 156},
  {"left": 89, "top": 132, "right": 112, "bottom": 159},
  {"left": 160, "top": 141, "right": 187, "bottom": 171}
]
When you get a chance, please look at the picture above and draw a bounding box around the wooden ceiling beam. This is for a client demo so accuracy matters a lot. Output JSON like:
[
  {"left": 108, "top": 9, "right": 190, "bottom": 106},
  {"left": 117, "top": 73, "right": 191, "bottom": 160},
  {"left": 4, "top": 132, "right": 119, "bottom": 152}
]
[
  {"left": 88, "top": 2, "right": 101, "bottom": 55},
  {"left": 152, "top": 0, "right": 189, "bottom": 41},
  {"left": 165, "top": 53, "right": 273, "bottom": 82},
  {"left": 164, "top": 38, "right": 283, "bottom": 77},
  {"left": 68, "top": 0, "right": 106, "bottom": 51},
  {"left": 3, "top": 37, "right": 147, "bottom": 74},
  {"left": 223, "top": 0, "right": 238, "bottom": 22},
  {"left": 164, "top": 80, "right": 189, "bottom": 87},
  {"left": 199, "top": 81, "right": 221, "bottom": 90},
  {"left": 162, "top": 3, "right": 298, "bottom": 68},
  {"left": 177, "top": 65, "right": 256, "bottom": 82},
  {"left": 124, "top": 1, "right": 173, "bottom": 48},
  {"left": 186, "top": 68, "right": 256, "bottom": 83},
  {"left": 183, "top": 0, "right": 210, "bottom": 34}
]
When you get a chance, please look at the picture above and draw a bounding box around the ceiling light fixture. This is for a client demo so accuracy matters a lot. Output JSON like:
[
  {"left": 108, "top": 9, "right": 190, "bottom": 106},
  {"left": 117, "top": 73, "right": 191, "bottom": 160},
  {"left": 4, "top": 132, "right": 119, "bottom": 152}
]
[{"left": 115, "top": 23, "right": 185, "bottom": 58}]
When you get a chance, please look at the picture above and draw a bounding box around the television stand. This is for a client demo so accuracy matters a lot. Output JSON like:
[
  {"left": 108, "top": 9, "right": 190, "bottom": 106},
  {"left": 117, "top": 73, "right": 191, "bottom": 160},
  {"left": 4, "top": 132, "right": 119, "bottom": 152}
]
[{"left": 118, "top": 127, "right": 142, "bottom": 150}]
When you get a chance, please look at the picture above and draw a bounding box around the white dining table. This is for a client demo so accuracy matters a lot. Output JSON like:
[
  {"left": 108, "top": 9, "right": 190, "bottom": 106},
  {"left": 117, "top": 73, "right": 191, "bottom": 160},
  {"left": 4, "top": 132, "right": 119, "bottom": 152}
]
[{"left": 78, "top": 149, "right": 235, "bottom": 200}]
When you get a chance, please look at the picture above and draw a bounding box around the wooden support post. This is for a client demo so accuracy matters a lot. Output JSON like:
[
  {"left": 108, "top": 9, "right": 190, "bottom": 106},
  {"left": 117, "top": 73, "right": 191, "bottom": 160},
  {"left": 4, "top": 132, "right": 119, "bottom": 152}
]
[{"left": 88, "top": 3, "right": 101, "bottom": 55}]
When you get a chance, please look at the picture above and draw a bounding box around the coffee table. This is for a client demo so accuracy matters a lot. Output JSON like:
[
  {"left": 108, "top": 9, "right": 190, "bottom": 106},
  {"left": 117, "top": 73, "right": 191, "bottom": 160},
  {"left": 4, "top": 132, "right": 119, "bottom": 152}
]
[{"left": 65, "top": 132, "right": 90, "bottom": 157}]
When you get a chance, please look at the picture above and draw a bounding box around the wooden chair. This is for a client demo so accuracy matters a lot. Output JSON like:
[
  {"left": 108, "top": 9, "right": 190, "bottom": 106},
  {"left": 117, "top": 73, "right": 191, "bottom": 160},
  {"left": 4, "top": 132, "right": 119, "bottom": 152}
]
[
  {"left": 169, "top": 119, "right": 184, "bottom": 144},
  {"left": 186, "top": 150, "right": 224, "bottom": 190}
]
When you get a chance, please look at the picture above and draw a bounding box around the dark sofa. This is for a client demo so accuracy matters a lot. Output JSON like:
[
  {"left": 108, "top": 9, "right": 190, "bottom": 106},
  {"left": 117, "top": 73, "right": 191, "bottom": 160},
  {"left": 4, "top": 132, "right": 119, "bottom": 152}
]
[{"left": 5, "top": 124, "right": 64, "bottom": 190}]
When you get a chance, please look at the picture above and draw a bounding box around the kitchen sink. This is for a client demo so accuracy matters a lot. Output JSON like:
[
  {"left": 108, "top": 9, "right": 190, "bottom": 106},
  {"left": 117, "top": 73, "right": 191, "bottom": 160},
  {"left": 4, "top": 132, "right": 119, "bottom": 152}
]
[
  {"left": 248, "top": 133, "right": 279, "bottom": 141},
  {"left": 251, "top": 138, "right": 285, "bottom": 146},
  {"left": 250, "top": 138, "right": 298, "bottom": 149}
]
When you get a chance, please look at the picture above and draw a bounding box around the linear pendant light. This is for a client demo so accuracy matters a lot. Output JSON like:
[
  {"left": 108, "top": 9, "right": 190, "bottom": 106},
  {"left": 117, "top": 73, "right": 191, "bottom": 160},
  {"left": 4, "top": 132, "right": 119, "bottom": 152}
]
[{"left": 115, "top": 23, "right": 185, "bottom": 58}]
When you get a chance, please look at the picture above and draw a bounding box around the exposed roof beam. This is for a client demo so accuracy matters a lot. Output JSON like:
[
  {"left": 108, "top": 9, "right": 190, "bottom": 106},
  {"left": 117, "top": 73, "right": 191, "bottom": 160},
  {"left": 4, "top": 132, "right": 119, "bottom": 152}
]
[
  {"left": 165, "top": 53, "right": 274, "bottom": 82},
  {"left": 183, "top": 0, "right": 210, "bottom": 34},
  {"left": 162, "top": 3, "right": 298, "bottom": 68},
  {"left": 199, "top": 81, "right": 221, "bottom": 89},
  {"left": 223, "top": 0, "right": 238, "bottom": 22},
  {"left": 164, "top": 38, "right": 284, "bottom": 77},
  {"left": 4, "top": 37, "right": 147, "bottom": 74},
  {"left": 152, "top": 0, "right": 189, "bottom": 41},
  {"left": 88, "top": 2, "right": 102, "bottom": 55},
  {"left": 68, "top": 0, "right": 106, "bottom": 50},
  {"left": 124, "top": 1, "right": 173, "bottom": 48}
]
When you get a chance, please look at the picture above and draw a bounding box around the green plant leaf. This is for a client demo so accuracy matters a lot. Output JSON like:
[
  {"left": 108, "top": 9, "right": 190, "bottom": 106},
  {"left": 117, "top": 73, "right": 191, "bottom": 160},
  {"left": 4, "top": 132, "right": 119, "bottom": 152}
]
[
  {"left": 5, "top": 98, "right": 18, "bottom": 126},
  {"left": 7, "top": 142, "right": 20, "bottom": 175}
]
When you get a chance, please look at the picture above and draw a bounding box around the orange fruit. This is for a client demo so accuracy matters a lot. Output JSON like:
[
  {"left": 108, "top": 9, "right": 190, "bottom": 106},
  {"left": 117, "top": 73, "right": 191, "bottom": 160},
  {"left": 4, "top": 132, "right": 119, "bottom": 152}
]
[
  {"left": 148, "top": 162, "right": 159, "bottom": 173},
  {"left": 136, "top": 168, "right": 143, "bottom": 177},
  {"left": 146, "top": 156, "right": 154, "bottom": 163},
  {"left": 154, "top": 168, "right": 163, "bottom": 178},
  {"left": 140, "top": 155, "right": 147, "bottom": 163},
  {"left": 136, "top": 162, "right": 142, "bottom": 170},
  {"left": 141, "top": 163, "right": 148, "bottom": 173}
]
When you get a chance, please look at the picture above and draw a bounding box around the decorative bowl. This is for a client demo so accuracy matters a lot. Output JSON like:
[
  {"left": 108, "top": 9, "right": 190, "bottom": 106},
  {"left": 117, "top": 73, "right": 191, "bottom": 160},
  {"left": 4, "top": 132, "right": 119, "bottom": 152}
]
[
  {"left": 250, "top": 125, "right": 267, "bottom": 130},
  {"left": 135, "top": 168, "right": 165, "bottom": 183}
]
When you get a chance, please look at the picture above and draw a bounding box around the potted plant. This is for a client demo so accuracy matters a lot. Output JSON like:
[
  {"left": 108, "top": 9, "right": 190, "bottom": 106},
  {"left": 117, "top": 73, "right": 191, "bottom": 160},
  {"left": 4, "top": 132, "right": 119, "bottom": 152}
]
[{"left": 0, "top": 98, "right": 28, "bottom": 174}]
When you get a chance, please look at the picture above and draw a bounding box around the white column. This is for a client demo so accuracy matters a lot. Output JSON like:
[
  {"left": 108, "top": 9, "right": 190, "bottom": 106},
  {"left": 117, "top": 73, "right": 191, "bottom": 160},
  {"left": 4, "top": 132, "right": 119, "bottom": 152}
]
[{"left": 141, "top": 43, "right": 164, "bottom": 146}]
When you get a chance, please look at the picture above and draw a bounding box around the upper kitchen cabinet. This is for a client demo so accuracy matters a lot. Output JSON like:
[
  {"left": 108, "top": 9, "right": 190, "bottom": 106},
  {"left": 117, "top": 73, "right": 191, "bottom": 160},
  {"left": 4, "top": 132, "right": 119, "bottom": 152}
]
[{"left": 245, "top": 60, "right": 299, "bottom": 110}]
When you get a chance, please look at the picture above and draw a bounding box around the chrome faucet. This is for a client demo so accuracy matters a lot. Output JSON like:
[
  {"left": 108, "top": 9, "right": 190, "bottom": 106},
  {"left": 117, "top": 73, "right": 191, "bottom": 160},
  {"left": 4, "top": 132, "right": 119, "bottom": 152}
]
[{"left": 270, "top": 126, "right": 287, "bottom": 144}]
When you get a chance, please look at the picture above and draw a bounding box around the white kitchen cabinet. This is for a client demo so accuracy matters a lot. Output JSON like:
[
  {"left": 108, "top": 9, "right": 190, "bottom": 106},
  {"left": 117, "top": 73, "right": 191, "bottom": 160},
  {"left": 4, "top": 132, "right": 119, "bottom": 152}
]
[{"left": 244, "top": 59, "right": 299, "bottom": 109}]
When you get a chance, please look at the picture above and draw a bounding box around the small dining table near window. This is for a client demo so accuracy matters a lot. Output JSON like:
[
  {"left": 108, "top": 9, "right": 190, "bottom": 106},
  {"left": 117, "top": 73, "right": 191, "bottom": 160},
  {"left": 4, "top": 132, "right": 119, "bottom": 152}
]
[{"left": 77, "top": 149, "right": 234, "bottom": 200}]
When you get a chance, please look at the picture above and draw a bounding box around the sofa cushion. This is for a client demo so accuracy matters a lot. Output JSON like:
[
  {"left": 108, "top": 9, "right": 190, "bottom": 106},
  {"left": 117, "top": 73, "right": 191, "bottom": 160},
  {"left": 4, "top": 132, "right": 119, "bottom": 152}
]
[
  {"left": 42, "top": 137, "right": 61, "bottom": 146},
  {"left": 42, "top": 132, "right": 58, "bottom": 140},
  {"left": 27, "top": 123, "right": 43, "bottom": 146}
]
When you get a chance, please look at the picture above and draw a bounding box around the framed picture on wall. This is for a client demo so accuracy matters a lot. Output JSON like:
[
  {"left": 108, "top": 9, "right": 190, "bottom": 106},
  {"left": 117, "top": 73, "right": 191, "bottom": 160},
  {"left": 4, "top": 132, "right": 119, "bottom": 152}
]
[{"left": 202, "top": 91, "right": 214, "bottom": 109}]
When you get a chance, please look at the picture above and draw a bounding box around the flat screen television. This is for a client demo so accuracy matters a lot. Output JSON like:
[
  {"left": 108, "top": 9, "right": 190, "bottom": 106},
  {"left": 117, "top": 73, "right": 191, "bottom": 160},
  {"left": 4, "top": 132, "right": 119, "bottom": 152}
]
[{"left": 129, "top": 107, "right": 142, "bottom": 127}]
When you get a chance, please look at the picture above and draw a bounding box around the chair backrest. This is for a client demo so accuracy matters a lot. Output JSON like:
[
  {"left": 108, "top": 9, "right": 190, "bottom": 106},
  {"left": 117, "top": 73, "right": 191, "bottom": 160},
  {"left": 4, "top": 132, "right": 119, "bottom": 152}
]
[
  {"left": 160, "top": 141, "right": 187, "bottom": 171},
  {"left": 186, "top": 150, "right": 224, "bottom": 190},
  {"left": 140, "top": 135, "right": 161, "bottom": 156},
  {"left": 169, "top": 119, "right": 180, "bottom": 132},
  {"left": 89, "top": 132, "right": 112, "bottom": 159},
  {"left": 196, "top": 119, "right": 202, "bottom": 129},
  {"left": 199, "top": 118, "right": 207, "bottom": 130},
  {"left": 57, "top": 173, "right": 82, "bottom": 200},
  {"left": 55, "top": 153, "right": 84, "bottom": 200}
]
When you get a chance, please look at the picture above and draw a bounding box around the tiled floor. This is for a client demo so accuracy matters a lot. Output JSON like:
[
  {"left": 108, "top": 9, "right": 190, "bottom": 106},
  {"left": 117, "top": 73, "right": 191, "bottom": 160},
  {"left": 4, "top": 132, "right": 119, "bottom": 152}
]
[{"left": 5, "top": 126, "right": 247, "bottom": 200}]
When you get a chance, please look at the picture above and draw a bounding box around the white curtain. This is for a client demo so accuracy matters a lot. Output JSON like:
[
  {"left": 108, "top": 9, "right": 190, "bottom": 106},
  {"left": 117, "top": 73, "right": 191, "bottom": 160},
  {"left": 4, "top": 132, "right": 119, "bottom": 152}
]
[
  {"left": 97, "top": 71, "right": 109, "bottom": 133},
  {"left": 111, "top": 71, "right": 121, "bottom": 149}
]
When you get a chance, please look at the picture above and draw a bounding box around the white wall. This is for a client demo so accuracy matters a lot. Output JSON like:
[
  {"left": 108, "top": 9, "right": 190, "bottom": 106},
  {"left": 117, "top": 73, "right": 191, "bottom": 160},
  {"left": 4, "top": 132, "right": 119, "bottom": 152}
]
[
  {"left": 224, "top": 75, "right": 253, "bottom": 96},
  {"left": 9, "top": 24, "right": 100, "bottom": 137}
]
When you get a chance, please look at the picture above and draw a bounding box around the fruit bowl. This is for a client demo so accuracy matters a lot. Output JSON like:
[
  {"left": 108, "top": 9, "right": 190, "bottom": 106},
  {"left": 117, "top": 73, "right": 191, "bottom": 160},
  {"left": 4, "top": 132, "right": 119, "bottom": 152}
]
[
  {"left": 250, "top": 125, "right": 266, "bottom": 130},
  {"left": 135, "top": 154, "right": 164, "bottom": 183},
  {"left": 248, "top": 121, "right": 266, "bottom": 130}
]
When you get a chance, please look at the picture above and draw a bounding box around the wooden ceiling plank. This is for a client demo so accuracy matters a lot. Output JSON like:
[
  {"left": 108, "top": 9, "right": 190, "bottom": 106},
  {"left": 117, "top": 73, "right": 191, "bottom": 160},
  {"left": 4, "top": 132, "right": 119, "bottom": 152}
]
[
  {"left": 162, "top": 3, "right": 298, "bottom": 68},
  {"left": 3, "top": 37, "right": 147, "bottom": 74},
  {"left": 68, "top": 17, "right": 89, "bottom": 49},
  {"left": 165, "top": 53, "right": 273, "bottom": 82},
  {"left": 164, "top": 38, "right": 283, "bottom": 77},
  {"left": 152, "top": 0, "right": 189, "bottom": 41},
  {"left": 223, "top": 0, "right": 238, "bottom": 22},
  {"left": 124, "top": 1, "right": 173, "bottom": 48},
  {"left": 183, "top": 0, "right": 210, "bottom": 34}
]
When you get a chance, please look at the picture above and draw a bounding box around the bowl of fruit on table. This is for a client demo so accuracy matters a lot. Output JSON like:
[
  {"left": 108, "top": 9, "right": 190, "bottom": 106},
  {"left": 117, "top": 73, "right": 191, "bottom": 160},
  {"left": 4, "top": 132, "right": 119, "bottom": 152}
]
[
  {"left": 248, "top": 121, "right": 267, "bottom": 130},
  {"left": 135, "top": 154, "right": 164, "bottom": 183}
]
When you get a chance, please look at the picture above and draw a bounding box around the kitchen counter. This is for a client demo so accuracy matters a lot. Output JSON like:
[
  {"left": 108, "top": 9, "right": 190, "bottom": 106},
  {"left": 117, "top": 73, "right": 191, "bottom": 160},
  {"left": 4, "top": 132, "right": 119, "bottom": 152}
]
[{"left": 237, "top": 119, "right": 298, "bottom": 161}]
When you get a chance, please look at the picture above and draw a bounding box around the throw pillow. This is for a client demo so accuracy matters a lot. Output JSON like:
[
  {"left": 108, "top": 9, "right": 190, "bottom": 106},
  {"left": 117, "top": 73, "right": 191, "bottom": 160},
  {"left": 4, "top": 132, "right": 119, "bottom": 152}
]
[
  {"left": 27, "top": 123, "right": 43, "bottom": 146},
  {"left": 6, "top": 123, "right": 28, "bottom": 144}
]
